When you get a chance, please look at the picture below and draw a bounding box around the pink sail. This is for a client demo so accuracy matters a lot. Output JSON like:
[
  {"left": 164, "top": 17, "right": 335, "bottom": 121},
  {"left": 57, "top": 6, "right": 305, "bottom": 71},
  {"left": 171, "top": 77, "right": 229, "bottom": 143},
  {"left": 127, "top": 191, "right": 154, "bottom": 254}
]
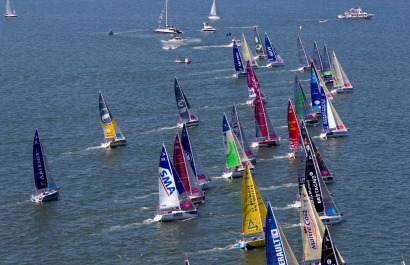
[
  {"left": 287, "top": 99, "right": 300, "bottom": 149},
  {"left": 173, "top": 134, "right": 191, "bottom": 193},
  {"left": 255, "top": 95, "right": 269, "bottom": 137}
]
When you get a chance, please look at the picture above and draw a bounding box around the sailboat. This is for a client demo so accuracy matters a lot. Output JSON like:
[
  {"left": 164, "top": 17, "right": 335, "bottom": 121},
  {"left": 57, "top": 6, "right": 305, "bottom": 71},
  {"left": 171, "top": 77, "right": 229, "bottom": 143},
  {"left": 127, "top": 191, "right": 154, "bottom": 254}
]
[
  {"left": 265, "top": 32, "right": 285, "bottom": 67},
  {"left": 304, "top": 146, "right": 343, "bottom": 224},
  {"left": 31, "top": 130, "right": 60, "bottom": 203},
  {"left": 294, "top": 76, "right": 319, "bottom": 125},
  {"left": 313, "top": 62, "right": 334, "bottom": 102},
  {"left": 300, "top": 121, "right": 334, "bottom": 183},
  {"left": 265, "top": 202, "right": 300, "bottom": 265},
  {"left": 207, "top": 0, "right": 220, "bottom": 20},
  {"left": 236, "top": 165, "right": 266, "bottom": 249},
  {"left": 297, "top": 35, "right": 311, "bottom": 71},
  {"left": 99, "top": 91, "right": 126, "bottom": 148},
  {"left": 174, "top": 77, "right": 199, "bottom": 127},
  {"left": 321, "top": 226, "right": 346, "bottom": 265},
  {"left": 241, "top": 34, "right": 259, "bottom": 68},
  {"left": 154, "top": 144, "right": 198, "bottom": 222},
  {"left": 181, "top": 124, "right": 211, "bottom": 189},
  {"left": 312, "top": 41, "right": 323, "bottom": 72},
  {"left": 300, "top": 185, "right": 325, "bottom": 264},
  {"left": 320, "top": 86, "right": 349, "bottom": 138},
  {"left": 154, "top": 0, "right": 183, "bottom": 34},
  {"left": 173, "top": 134, "right": 206, "bottom": 204},
  {"left": 5, "top": 0, "right": 16, "bottom": 17},
  {"left": 232, "top": 40, "right": 246, "bottom": 78},
  {"left": 310, "top": 66, "right": 322, "bottom": 114},
  {"left": 246, "top": 60, "right": 266, "bottom": 105},
  {"left": 254, "top": 94, "right": 280, "bottom": 147},
  {"left": 331, "top": 51, "right": 353, "bottom": 93},
  {"left": 231, "top": 105, "right": 256, "bottom": 164},
  {"left": 222, "top": 113, "right": 254, "bottom": 178},
  {"left": 287, "top": 99, "right": 300, "bottom": 158},
  {"left": 253, "top": 26, "right": 267, "bottom": 59},
  {"left": 322, "top": 44, "right": 333, "bottom": 84}
]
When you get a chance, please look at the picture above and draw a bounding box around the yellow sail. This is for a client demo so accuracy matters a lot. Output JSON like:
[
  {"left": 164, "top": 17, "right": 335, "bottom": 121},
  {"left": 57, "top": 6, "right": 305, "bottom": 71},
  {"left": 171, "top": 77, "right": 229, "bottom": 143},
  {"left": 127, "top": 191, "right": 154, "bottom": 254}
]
[
  {"left": 241, "top": 165, "right": 265, "bottom": 235},
  {"left": 101, "top": 121, "right": 115, "bottom": 139}
]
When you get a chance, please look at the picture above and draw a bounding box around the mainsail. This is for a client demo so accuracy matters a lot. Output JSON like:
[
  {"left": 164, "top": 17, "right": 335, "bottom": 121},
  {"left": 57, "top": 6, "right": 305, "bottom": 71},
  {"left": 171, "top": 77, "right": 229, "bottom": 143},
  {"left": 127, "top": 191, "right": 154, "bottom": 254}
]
[
  {"left": 297, "top": 35, "right": 310, "bottom": 70},
  {"left": 208, "top": 0, "right": 220, "bottom": 19},
  {"left": 241, "top": 34, "right": 259, "bottom": 68},
  {"left": 253, "top": 26, "right": 267, "bottom": 59},
  {"left": 265, "top": 32, "right": 285, "bottom": 67},
  {"left": 99, "top": 91, "right": 126, "bottom": 143},
  {"left": 231, "top": 105, "right": 255, "bottom": 163},
  {"left": 312, "top": 41, "right": 323, "bottom": 71},
  {"left": 174, "top": 77, "right": 198, "bottom": 126},
  {"left": 233, "top": 40, "right": 246, "bottom": 77},
  {"left": 255, "top": 95, "right": 279, "bottom": 144},
  {"left": 331, "top": 51, "right": 353, "bottom": 92},
  {"left": 320, "top": 86, "right": 348, "bottom": 137},
  {"left": 158, "top": 144, "right": 181, "bottom": 211},
  {"left": 294, "top": 76, "right": 318, "bottom": 125},
  {"left": 265, "top": 202, "right": 299, "bottom": 265},
  {"left": 287, "top": 99, "right": 300, "bottom": 150}
]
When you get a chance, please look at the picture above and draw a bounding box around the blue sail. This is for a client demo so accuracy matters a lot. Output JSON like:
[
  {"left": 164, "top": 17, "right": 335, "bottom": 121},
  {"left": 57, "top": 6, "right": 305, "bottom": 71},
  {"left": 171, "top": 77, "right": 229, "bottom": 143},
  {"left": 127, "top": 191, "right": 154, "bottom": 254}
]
[
  {"left": 233, "top": 40, "right": 244, "bottom": 73},
  {"left": 310, "top": 67, "right": 321, "bottom": 111},
  {"left": 320, "top": 86, "right": 329, "bottom": 130},
  {"left": 180, "top": 124, "right": 197, "bottom": 177},
  {"left": 32, "top": 130, "right": 48, "bottom": 190},
  {"left": 174, "top": 77, "right": 190, "bottom": 122},
  {"left": 265, "top": 202, "right": 289, "bottom": 265},
  {"left": 159, "top": 144, "right": 185, "bottom": 195},
  {"left": 265, "top": 33, "right": 277, "bottom": 62}
]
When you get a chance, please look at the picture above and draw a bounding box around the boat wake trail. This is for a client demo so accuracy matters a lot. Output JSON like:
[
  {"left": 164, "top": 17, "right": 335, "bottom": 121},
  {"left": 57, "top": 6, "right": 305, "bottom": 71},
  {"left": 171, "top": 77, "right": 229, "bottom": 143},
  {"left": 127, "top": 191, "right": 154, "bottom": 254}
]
[
  {"left": 260, "top": 182, "right": 298, "bottom": 191},
  {"left": 195, "top": 245, "right": 237, "bottom": 253},
  {"left": 146, "top": 125, "right": 180, "bottom": 133},
  {"left": 192, "top": 44, "right": 231, "bottom": 50}
]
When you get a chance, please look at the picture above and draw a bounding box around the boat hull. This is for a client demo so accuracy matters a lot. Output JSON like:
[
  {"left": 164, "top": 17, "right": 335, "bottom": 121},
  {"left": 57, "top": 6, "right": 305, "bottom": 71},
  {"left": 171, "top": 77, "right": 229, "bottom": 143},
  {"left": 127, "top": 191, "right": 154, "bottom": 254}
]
[
  {"left": 320, "top": 130, "right": 349, "bottom": 139},
  {"left": 334, "top": 87, "right": 354, "bottom": 93},
  {"left": 208, "top": 15, "right": 220, "bottom": 20},
  {"left": 228, "top": 167, "right": 255, "bottom": 179},
  {"left": 154, "top": 210, "right": 198, "bottom": 222},
  {"left": 257, "top": 139, "right": 280, "bottom": 147},
  {"left": 31, "top": 189, "right": 59, "bottom": 203},
  {"left": 236, "top": 237, "right": 265, "bottom": 250},
  {"left": 154, "top": 27, "right": 183, "bottom": 34},
  {"left": 266, "top": 62, "right": 285, "bottom": 68},
  {"left": 185, "top": 120, "right": 199, "bottom": 127},
  {"left": 320, "top": 214, "right": 343, "bottom": 225},
  {"left": 235, "top": 72, "right": 247, "bottom": 78},
  {"left": 101, "top": 139, "right": 126, "bottom": 148},
  {"left": 190, "top": 195, "right": 206, "bottom": 204}
]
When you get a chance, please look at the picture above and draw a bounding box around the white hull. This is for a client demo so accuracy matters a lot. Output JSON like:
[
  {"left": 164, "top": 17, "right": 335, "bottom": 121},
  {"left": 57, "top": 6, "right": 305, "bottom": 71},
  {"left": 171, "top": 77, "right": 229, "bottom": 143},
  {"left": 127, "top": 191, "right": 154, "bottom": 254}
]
[
  {"left": 320, "top": 130, "right": 349, "bottom": 139},
  {"left": 154, "top": 210, "right": 198, "bottom": 222},
  {"left": 154, "top": 28, "right": 183, "bottom": 34},
  {"left": 334, "top": 87, "right": 354, "bottom": 93},
  {"left": 190, "top": 195, "right": 206, "bottom": 204},
  {"left": 5, "top": 13, "right": 16, "bottom": 17},
  {"left": 101, "top": 139, "right": 126, "bottom": 148},
  {"left": 320, "top": 214, "right": 343, "bottom": 225},
  {"left": 185, "top": 120, "right": 199, "bottom": 127},
  {"left": 266, "top": 62, "right": 285, "bottom": 68},
  {"left": 31, "top": 189, "right": 59, "bottom": 203},
  {"left": 226, "top": 167, "right": 255, "bottom": 179},
  {"left": 208, "top": 15, "right": 220, "bottom": 20}
]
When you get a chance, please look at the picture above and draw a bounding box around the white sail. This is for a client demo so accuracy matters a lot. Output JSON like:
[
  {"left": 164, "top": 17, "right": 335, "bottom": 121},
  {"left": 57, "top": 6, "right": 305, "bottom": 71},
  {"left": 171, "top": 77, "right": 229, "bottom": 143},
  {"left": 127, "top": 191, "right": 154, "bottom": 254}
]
[
  {"left": 208, "top": 0, "right": 220, "bottom": 19},
  {"left": 300, "top": 185, "right": 325, "bottom": 263},
  {"left": 331, "top": 51, "right": 353, "bottom": 92},
  {"left": 241, "top": 34, "right": 259, "bottom": 68},
  {"left": 5, "top": 0, "right": 17, "bottom": 17}
]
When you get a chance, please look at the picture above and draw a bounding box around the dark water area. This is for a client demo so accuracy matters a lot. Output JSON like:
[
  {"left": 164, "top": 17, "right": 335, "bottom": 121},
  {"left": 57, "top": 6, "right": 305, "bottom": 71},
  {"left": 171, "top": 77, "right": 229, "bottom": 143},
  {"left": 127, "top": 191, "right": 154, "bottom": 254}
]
[{"left": 0, "top": 0, "right": 409, "bottom": 264}]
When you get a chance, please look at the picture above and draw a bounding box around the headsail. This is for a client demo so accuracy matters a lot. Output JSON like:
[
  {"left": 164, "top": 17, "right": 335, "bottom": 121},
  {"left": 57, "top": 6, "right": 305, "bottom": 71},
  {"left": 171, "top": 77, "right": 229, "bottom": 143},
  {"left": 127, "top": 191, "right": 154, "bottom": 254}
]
[{"left": 233, "top": 40, "right": 246, "bottom": 77}]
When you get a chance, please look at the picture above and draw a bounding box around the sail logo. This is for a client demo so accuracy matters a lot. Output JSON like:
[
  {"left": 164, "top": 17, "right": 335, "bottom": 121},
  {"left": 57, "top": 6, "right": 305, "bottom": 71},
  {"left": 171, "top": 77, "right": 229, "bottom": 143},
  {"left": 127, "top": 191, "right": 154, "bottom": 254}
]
[
  {"left": 235, "top": 53, "right": 243, "bottom": 68},
  {"left": 267, "top": 46, "right": 274, "bottom": 57},
  {"left": 35, "top": 151, "right": 46, "bottom": 186},
  {"left": 270, "top": 228, "right": 287, "bottom": 264},
  {"left": 177, "top": 100, "right": 187, "bottom": 113},
  {"left": 159, "top": 168, "right": 176, "bottom": 196},
  {"left": 302, "top": 210, "right": 317, "bottom": 249}
]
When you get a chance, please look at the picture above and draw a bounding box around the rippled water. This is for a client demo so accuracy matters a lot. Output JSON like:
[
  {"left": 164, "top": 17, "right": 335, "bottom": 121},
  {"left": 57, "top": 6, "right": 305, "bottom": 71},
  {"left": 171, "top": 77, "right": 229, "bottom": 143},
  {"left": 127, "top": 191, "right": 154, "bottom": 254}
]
[{"left": 0, "top": 0, "right": 409, "bottom": 264}]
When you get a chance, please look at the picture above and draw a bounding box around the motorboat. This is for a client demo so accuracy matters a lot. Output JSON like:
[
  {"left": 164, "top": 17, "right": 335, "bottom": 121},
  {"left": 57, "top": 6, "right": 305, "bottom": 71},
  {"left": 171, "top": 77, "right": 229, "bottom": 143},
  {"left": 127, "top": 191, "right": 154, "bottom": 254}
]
[
  {"left": 175, "top": 58, "right": 191, "bottom": 64},
  {"left": 338, "top": 7, "right": 374, "bottom": 19},
  {"left": 201, "top": 22, "right": 216, "bottom": 32}
]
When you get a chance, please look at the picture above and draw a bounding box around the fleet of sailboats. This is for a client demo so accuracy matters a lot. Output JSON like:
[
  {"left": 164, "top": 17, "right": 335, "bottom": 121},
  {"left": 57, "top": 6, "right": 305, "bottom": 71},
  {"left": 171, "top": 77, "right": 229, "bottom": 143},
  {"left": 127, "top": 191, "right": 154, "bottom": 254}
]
[
  {"left": 31, "top": 130, "right": 60, "bottom": 203},
  {"left": 99, "top": 91, "right": 126, "bottom": 148}
]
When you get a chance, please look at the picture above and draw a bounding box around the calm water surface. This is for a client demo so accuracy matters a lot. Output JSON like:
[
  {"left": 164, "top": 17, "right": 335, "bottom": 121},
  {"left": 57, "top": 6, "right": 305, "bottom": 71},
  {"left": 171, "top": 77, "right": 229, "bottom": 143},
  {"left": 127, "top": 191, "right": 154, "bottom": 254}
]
[{"left": 0, "top": 0, "right": 409, "bottom": 264}]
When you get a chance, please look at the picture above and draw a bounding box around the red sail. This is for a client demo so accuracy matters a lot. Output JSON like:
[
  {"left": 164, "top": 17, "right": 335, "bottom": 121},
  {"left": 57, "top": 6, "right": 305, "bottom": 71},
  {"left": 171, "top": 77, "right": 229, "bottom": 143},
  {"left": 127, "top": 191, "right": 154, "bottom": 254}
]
[
  {"left": 255, "top": 95, "right": 269, "bottom": 138},
  {"left": 287, "top": 99, "right": 300, "bottom": 149},
  {"left": 173, "top": 134, "right": 191, "bottom": 193}
]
